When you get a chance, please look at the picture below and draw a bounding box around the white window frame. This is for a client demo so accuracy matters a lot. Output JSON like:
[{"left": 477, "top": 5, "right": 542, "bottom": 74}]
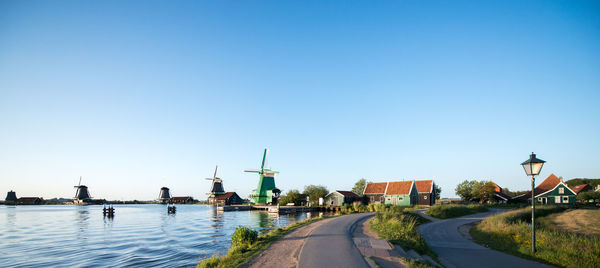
[
  {"left": 555, "top": 196, "right": 561, "bottom": 203},
  {"left": 559, "top": 187, "right": 564, "bottom": 194},
  {"left": 563, "top": 196, "right": 569, "bottom": 203},
  {"left": 424, "top": 195, "right": 428, "bottom": 199}
]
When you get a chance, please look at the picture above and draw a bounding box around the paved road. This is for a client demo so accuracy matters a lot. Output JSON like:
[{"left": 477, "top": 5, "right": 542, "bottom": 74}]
[
  {"left": 417, "top": 210, "right": 553, "bottom": 268},
  {"left": 298, "top": 213, "right": 374, "bottom": 268}
]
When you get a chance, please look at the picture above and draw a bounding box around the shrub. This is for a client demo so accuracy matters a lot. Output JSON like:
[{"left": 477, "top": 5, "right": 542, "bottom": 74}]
[
  {"left": 374, "top": 203, "right": 386, "bottom": 212},
  {"left": 231, "top": 226, "right": 258, "bottom": 249},
  {"left": 198, "top": 255, "right": 220, "bottom": 268},
  {"left": 370, "top": 211, "right": 433, "bottom": 255}
]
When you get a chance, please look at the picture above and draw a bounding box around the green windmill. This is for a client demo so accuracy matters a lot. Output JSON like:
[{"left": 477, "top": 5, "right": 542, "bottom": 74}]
[{"left": 245, "top": 149, "right": 281, "bottom": 205}]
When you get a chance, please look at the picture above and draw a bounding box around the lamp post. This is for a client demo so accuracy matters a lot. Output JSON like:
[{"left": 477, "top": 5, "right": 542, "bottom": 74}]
[{"left": 521, "top": 152, "right": 545, "bottom": 253}]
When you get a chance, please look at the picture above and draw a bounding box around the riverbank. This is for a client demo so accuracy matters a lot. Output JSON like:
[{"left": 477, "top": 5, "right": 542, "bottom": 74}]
[{"left": 197, "top": 215, "right": 335, "bottom": 268}]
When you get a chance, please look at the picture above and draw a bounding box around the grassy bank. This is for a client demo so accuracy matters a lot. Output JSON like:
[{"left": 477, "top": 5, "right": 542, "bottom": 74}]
[
  {"left": 471, "top": 206, "right": 600, "bottom": 268},
  {"left": 425, "top": 204, "right": 487, "bottom": 219},
  {"left": 197, "top": 215, "right": 332, "bottom": 268},
  {"left": 369, "top": 208, "right": 433, "bottom": 256}
]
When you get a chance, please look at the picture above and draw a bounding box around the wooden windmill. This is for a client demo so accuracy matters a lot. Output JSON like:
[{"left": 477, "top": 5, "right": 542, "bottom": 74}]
[
  {"left": 74, "top": 176, "right": 91, "bottom": 202},
  {"left": 206, "top": 165, "right": 226, "bottom": 205},
  {"left": 245, "top": 149, "right": 281, "bottom": 204}
]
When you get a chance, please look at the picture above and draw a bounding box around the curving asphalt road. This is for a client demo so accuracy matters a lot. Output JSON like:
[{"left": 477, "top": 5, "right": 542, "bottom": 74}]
[
  {"left": 417, "top": 210, "right": 554, "bottom": 268},
  {"left": 297, "top": 213, "right": 374, "bottom": 268}
]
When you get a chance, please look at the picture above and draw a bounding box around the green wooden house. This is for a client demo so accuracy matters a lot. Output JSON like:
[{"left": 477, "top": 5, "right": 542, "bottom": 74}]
[
  {"left": 384, "top": 180, "right": 418, "bottom": 206},
  {"left": 324, "top": 190, "right": 361, "bottom": 206},
  {"left": 518, "top": 174, "right": 577, "bottom": 205}
]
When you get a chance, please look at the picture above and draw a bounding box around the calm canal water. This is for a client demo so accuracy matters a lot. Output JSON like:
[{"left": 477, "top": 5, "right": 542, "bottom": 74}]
[{"left": 0, "top": 204, "right": 321, "bottom": 267}]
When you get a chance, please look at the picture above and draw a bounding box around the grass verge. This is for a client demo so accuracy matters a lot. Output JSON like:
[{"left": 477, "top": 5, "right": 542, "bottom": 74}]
[
  {"left": 370, "top": 256, "right": 437, "bottom": 268},
  {"left": 470, "top": 206, "right": 600, "bottom": 268},
  {"left": 369, "top": 208, "right": 434, "bottom": 257},
  {"left": 425, "top": 204, "right": 487, "bottom": 219},
  {"left": 197, "top": 215, "right": 333, "bottom": 268},
  {"left": 538, "top": 209, "right": 600, "bottom": 236}
]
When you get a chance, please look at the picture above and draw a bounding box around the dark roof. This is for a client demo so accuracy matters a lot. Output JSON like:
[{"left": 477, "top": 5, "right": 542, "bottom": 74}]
[
  {"left": 364, "top": 182, "right": 387, "bottom": 194},
  {"left": 214, "top": 192, "right": 238, "bottom": 200},
  {"left": 494, "top": 192, "right": 512, "bottom": 200},
  {"left": 414, "top": 180, "right": 433, "bottom": 193},
  {"left": 335, "top": 190, "right": 359, "bottom": 197},
  {"left": 170, "top": 196, "right": 193, "bottom": 201},
  {"left": 385, "top": 181, "right": 414, "bottom": 195},
  {"left": 17, "top": 197, "right": 42, "bottom": 202},
  {"left": 572, "top": 184, "right": 592, "bottom": 194}
]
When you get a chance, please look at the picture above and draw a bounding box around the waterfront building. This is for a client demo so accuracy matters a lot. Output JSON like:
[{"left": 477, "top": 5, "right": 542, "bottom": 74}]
[
  {"left": 17, "top": 197, "right": 44, "bottom": 205},
  {"left": 211, "top": 192, "right": 244, "bottom": 206},
  {"left": 324, "top": 190, "right": 361, "bottom": 206},
  {"left": 169, "top": 196, "right": 194, "bottom": 203}
]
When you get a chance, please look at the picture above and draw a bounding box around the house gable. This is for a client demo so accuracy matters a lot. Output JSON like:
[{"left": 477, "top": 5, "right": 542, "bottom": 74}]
[{"left": 535, "top": 181, "right": 576, "bottom": 198}]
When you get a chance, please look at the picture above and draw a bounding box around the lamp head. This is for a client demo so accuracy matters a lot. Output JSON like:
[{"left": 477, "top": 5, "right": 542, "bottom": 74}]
[{"left": 521, "top": 152, "right": 545, "bottom": 176}]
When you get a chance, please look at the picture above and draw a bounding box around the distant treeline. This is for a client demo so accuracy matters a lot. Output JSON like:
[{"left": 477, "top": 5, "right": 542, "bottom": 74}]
[{"left": 565, "top": 178, "right": 600, "bottom": 189}]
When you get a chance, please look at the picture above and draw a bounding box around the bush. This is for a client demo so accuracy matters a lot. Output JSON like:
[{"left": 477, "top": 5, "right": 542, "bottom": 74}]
[
  {"left": 231, "top": 226, "right": 258, "bottom": 249},
  {"left": 425, "top": 204, "right": 487, "bottom": 219},
  {"left": 370, "top": 210, "right": 432, "bottom": 255},
  {"left": 374, "top": 203, "right": 386, "bottom": 212},
  {"left": 198, "top": 255, "right": 220, "bottom": 268}
]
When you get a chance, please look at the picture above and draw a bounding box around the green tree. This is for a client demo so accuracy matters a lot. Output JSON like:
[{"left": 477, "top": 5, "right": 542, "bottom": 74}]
[
  {"left": 434, "top": 184, "right": 442, "bottom": 200},
  {"left": 566, "top": 178, "right": 600, "bottom": 189},
  {"left": 455, "top": 180, "right": 475, "bottom": 201},
  {"left": 303, "top": 185, "right": 329, "bottom": 205},
  {"left": 352, "top": 178, "right": 367, "bottom": 195},
  {"left": 477, "top": 181, "right": 498, "bottom": 203},
  {"left": 279, "top": 189, "right": 301, "bottom": 205},
  {"left": 470, "top": 180, "right": 486, "bottom": 201},
  {"left": 577, "top": 191, "right": 600, "bottom": 202}
]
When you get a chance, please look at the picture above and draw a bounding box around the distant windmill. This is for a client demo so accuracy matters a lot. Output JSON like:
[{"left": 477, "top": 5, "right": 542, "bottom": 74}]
[
  {"left": 158, "top": 187, "right": 171, "bottom": 203},
  {"left": 206, "top": 165, "right": 225, "bottom": 195},
  {"left": 245, "top": 149, "right": 281, "bottom": 205},
  {"left": 74, "top": 176, "right": 91, "bottom": 203}
]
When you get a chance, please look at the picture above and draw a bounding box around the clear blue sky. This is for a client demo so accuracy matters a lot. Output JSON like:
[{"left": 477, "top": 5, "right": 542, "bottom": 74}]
[{"left": 1, "top": 1, "right": 599, "bottom": 200}]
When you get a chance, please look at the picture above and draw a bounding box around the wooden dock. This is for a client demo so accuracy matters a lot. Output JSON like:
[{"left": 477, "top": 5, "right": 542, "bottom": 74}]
[{"left": 217, "top": 205, "right": 344, "bottom": 214}]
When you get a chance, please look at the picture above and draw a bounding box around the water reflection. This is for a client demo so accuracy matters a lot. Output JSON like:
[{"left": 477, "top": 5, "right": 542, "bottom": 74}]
[
  {"left": 75, "top": 206, "right": 90, "bottom": 246},
  {"left": 1, "top": 205, "right": 320, "bottom": 268},
  {"left": 5, "top": 206, "right": 16, "bottom": 229}
]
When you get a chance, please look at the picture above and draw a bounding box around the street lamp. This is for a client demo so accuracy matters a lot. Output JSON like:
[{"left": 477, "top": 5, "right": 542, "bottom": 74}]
[{"left": 521, "top": 152, "right": 545, "bottom": 253}]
